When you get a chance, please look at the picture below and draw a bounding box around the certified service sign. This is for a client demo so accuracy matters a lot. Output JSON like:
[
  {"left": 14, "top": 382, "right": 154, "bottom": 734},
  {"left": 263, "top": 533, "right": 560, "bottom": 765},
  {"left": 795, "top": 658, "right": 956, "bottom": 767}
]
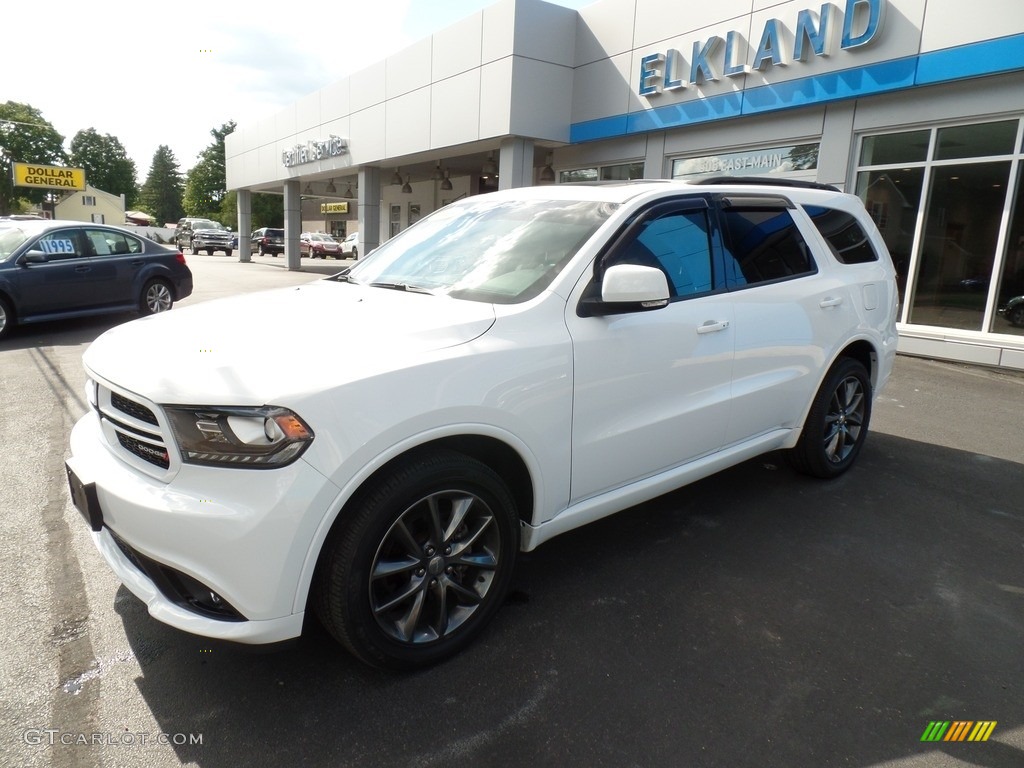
[{"left": 12, "top": 163, "right": 86, "bottom": 190}]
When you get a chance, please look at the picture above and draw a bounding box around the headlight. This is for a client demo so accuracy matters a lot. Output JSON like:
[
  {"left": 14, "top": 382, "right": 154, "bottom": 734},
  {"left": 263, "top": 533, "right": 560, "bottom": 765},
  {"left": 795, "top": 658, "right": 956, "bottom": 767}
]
[{"left": 166, "top": 406, "right": 314, "bottom": 468}]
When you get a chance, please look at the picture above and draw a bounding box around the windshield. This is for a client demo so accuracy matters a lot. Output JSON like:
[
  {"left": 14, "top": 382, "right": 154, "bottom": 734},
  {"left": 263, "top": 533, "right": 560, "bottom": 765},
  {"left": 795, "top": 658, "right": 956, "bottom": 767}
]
[
  {"left": 0, "top": 227, "right": 30, "bottom": 259},
  {"left": 193, "top": 221, "right": 222, "bottom": 230},
  {"left": 347, "top": 198, "right": 614, "bottom": 303}
]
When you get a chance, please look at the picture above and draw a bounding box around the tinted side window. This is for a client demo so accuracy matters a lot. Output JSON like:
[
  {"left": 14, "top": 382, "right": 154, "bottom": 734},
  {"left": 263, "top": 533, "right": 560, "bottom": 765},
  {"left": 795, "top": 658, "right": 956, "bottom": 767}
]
[
  {"left": 802, "top": 205, "right": 878, "bottom": 264},
  {"left": 719, "top": 206, "right": 815, "bottom": 288},
  {"left": 86, "top": 229, "right": 142, "bottom": 256},
  {"left": 36, "top": 230, "right": 86, "bottom": 261},
  {"left": 609, "top": 209, "right": 713, "bottom": 299}
]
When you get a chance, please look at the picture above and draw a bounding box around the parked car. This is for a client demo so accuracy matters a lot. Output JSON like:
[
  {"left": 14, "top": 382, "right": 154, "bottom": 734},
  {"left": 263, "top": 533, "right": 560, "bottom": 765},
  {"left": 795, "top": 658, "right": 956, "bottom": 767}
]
[
  {"left": 174, "top": 217, "right": 221, "bottom": 252},
  {"left": 340, "top": 231, "right": 359, "bottom": 259},
  {"left": 251, "top": 227, "right": 285, "bottom": 256},
  {"left": 66, "top": 179, "right": 897, "bottom": 670},
  {"left": 190, "top": 222, "right": 234, "bottom": 256},
  {"left": 0, "top": 219, "right": 192, "bottom": 340},
  {"left": 300, "top": 232, "right": 342, "bottom": 259},
  {"left": 998, "top": 295, "right": 1024, "bottom": 327}
]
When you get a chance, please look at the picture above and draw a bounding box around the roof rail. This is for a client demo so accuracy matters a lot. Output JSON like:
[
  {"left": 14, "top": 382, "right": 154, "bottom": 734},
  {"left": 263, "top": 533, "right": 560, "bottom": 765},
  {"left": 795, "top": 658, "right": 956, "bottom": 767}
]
[{"left": 699, "top": 176, "right": 841, "bottom": 192}]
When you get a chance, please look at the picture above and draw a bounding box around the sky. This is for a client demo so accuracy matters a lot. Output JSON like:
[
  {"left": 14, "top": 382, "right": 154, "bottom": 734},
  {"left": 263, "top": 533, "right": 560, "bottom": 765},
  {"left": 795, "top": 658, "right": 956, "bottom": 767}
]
[{"left": 4, "top": 0, "right": 594, "bottom": 179}]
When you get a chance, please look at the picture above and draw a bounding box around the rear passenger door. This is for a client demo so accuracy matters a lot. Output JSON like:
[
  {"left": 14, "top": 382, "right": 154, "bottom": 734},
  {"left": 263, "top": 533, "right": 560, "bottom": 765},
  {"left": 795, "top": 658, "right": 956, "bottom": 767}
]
[
  {"left": 83, "top": 228, "right": 146, "bottom": 307},
  {"left": 567, "top": 198, "right": 735, "bottom": 503},
  {"left": 715, "top": 195, "right": 858, "bottom": 445}
]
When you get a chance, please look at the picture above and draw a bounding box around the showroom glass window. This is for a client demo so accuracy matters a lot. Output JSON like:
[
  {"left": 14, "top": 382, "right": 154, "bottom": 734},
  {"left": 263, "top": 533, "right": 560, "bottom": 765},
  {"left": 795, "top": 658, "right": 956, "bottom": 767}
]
[{"left": 855, "top": 118, "right": 1024, "bottom": 336}]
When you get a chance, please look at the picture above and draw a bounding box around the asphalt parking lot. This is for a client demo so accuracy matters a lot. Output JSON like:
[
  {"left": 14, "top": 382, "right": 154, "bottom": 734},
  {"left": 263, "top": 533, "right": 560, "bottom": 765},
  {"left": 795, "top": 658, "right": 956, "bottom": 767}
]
[{"left": 1, "top": 253, "right": 1022, "bottom": 768}]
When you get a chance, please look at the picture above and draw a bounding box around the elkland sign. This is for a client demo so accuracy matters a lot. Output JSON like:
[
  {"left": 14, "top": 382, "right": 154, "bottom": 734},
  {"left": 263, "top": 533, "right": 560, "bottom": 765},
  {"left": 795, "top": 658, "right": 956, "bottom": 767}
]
[{"left": 638, "top": 0, "right": 886, "bottom": 96}]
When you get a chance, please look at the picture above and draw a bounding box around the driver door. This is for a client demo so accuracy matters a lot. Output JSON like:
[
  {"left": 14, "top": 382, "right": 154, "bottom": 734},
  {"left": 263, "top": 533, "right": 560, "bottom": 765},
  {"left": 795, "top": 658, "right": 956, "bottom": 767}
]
[{"left": 565, "top": 199, "right": 735, "bottom": 504}]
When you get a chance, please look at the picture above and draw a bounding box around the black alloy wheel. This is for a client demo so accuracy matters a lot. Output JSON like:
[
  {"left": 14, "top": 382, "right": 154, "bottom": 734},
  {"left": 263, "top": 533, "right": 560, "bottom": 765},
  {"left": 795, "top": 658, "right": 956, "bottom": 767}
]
[
  {"left": 787, "top": 357, "right": 872, "bottom": 479},
  {"left": 314, "top": 449, "right": 518, "bottom": 670}
]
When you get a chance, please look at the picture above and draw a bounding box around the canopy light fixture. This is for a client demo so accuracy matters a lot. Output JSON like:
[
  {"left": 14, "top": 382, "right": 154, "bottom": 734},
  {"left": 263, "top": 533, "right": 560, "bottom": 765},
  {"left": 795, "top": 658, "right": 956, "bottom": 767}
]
[
  {"left": 401, "top": 175, "right": 412, "bottom": 194},
  {"left": 440, "top": 168, "right": 452, "bottom": 191},
  {"left": 391, "top": 168, "right": 403, "bottom": 185},
  {"left": 326, "top": 179, "right": 337, "bottom": 194}
]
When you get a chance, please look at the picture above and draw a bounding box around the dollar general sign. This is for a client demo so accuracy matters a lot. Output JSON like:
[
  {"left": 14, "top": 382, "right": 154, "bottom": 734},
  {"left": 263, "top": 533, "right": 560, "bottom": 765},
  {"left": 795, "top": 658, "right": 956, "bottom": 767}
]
[{"left": 12, "top": 163, "right": 86, "bottom": 191}]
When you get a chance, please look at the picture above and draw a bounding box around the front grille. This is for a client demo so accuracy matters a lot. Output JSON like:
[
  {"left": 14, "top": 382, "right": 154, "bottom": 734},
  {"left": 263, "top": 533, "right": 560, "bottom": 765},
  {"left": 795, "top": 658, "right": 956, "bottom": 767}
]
[
  {"left": 95, "top": 384, "right": 175, "bottom": 478},
  {"left": 111, "top": 391, "right": 158, "bottom": 425},
  {"left": 116, "top": 432, "right": 170, "bottom": 469}
]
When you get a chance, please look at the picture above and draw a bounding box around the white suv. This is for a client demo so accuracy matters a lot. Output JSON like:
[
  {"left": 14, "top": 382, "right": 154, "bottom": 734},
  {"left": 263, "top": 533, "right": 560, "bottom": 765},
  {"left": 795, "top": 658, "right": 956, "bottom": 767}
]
[{"left": 66, "top": 179, "right": 898, "bottom": 669}]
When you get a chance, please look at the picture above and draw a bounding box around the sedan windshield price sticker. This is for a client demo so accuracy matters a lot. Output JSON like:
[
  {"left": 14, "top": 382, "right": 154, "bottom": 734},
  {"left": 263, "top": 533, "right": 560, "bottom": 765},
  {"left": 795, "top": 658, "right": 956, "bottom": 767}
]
[{"left": 40, "top": 238, "right": 75, "bottom": 255}]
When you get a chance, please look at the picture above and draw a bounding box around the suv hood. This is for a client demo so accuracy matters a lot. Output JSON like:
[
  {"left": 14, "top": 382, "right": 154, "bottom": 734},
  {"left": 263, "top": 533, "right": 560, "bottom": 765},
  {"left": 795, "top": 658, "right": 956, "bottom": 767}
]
[{"left": 83, "top": 280, "right": 496, "bottom": 404}]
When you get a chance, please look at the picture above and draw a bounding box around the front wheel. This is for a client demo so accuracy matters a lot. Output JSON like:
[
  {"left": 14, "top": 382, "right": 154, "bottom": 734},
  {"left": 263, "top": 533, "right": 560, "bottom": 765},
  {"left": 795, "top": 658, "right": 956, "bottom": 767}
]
[
  {"left": 139, "top": 279, "right": 174, "bottom": 315},
  {"left": 0, "top": 296, "right": 13, "bottom": 340},
  {"left": 351, "top": 247, "right": 358, "bottom": 259},
  {"left": 314, "top": 449, "right": 519, "bottom": 670},
  {"left": 786, "top": 357, "right": 872, "bottom": 479}
]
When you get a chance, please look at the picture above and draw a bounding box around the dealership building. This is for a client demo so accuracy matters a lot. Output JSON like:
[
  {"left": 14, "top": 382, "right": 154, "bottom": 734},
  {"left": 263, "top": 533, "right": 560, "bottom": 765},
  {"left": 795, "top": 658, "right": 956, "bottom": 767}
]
[{"left": 225, "top": 0, "right": 1024, "bottom": 369}]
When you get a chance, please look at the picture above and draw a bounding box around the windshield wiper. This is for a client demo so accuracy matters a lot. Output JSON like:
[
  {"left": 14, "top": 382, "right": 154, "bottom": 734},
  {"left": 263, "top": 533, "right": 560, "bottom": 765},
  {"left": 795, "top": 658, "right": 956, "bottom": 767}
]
[
  {"left": 329, "top": 270, "right": 362, "bottom": 284},
  {"left": 369, "top": 282, "right": 437, "bottom": 295}
]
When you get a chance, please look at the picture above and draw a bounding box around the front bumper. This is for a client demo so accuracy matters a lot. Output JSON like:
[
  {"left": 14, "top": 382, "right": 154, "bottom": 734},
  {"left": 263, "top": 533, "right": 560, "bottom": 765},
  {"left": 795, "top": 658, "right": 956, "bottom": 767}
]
[{"left": 67, "top": 411, "right": 341, "bottom": 643}]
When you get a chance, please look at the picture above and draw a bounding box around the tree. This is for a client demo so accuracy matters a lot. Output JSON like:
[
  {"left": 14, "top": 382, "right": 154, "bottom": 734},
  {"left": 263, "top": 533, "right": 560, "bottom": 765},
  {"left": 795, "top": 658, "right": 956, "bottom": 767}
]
[
  {"left": 0, "top": 101, "right": 67, "bottom": 215},
  {"left": 138, "top": 145, "right": 185, "bottom": 226},
  {"left": 220, "top": 190, "right": 283, "bottom": 232},
  {"left": 183, "top": 121, "right": 235, "bottom": 222},
  {"left": 70, "top": 128, "right": 138, "bottom": 208}
]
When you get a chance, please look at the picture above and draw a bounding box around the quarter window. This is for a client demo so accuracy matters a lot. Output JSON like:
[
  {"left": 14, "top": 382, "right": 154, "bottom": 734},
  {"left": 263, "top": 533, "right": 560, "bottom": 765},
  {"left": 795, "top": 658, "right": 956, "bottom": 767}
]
[{"left": 802, "top": 205, "right": 879, "bottom": 264}]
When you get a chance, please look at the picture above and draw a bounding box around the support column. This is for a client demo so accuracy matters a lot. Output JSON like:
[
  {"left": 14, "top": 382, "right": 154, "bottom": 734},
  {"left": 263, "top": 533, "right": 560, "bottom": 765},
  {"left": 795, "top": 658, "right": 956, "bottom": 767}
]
[
  {"left": 236, "top": 189, "right": 252, "bottom": 262},
  {"left": 283, "top": 179, "right": 301, "bottom": 271},
  {"left": 358, "top": 166, "right": 381, "bottom": 257},
  {"left": 498, "top": 137, "right": 535, "bottom": 190}
]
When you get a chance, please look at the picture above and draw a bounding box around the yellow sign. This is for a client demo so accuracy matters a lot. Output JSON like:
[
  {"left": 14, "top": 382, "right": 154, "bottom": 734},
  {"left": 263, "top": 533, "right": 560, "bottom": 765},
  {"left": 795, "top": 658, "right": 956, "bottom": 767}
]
[
  {"left": 320, "top": 202, "right": 349, "bottom": 214},
  {"left": 12, "top": 163, "right": 86, "bottom": 190}
]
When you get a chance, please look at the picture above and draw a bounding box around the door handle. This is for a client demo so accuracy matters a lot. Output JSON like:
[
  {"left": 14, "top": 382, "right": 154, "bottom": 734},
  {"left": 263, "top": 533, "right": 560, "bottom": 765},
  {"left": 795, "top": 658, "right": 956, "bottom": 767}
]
[
  {"left": 131, "top": 260, "right": 144, "bottom": 266},
  {"left": 819, "top": 296, "right": 844, "bottom": 308},
  {"left": 696, "top": 320, "right": 730, "bottom": 334},
  {"left": 74, "top": 266, "right": 91, "bottom": 273}
]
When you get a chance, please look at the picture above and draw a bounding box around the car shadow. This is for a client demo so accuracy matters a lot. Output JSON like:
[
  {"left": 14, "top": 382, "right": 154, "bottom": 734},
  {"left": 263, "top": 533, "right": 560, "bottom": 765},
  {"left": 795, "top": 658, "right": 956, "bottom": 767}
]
[
  {"left": 100, "top": 433, "right": 1024, "bottom": 768},
  {"left": 0, "top": 312, "right": 139, "bottom": 352}
]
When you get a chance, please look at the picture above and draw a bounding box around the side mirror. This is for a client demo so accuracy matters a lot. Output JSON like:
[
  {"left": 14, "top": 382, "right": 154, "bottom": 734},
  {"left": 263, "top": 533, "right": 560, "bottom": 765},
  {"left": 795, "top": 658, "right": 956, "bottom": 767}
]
[
  {"left": 578, "top": 264, "right": 670, "bottom": 317},
  {"left": 19, "top": 250, "right": 49, "bottom": 265}
]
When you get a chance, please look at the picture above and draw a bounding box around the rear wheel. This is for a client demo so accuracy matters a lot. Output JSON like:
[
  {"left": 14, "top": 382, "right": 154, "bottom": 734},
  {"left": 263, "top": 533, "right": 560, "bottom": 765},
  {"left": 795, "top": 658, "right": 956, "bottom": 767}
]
[
  {"left": 351, "top": 247, "right": 358, "bottom": 259},
  {"left": 787, "top": 357, "right": 872, "bottom": 479},
  {"left": 225, "top": 249, "right": 233, "bottom": 258},
  {"left": 314, "top": 449, "right": 519, "bottom": 670},
  {"left": 139, "top": 279, "right": 173, "bottom": 315}
]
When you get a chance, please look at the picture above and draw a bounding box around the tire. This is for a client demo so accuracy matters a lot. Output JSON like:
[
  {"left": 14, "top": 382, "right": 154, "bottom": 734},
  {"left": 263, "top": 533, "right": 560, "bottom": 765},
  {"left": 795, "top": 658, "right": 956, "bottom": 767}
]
[
  {"left": 259, "top": 245, "right": 267, "bottom": 257},
  {"left": 1009, "top": 305, "right": 1024, "bottom": 328},
  {"left": 351, "top": 248, "right": 358, "bottom": 259},
  {"left": 787, "top": 357, "right": 872, "bottom": 479},
  {"left": 225, "top": 249, "right": 233, "bottom": 258},
  {"left": 140, "top": 279, "right": 174, "bottom": 315},
  {"left": 314, "top": 449, "right": 519, "bottom": 670},
  {"left": 205, "top": 248, "right": 214, "bottom": 256},
  {"left": 0, "top": 295, "right": 13, "bottom": 340}
]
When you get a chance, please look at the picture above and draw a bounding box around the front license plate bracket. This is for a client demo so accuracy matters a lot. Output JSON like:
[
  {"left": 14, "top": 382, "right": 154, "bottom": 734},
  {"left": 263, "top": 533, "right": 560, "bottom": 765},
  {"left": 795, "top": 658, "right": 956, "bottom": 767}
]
[{"left": 65, "top": 463, "right": 103, "bottom": 532}]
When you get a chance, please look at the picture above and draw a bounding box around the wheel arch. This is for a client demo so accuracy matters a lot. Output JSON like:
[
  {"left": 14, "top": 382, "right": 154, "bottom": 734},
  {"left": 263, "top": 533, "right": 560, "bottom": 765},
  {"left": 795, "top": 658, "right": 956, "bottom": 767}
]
[{"left": 296, "top": 432, "right": 536, "bottom": 614}]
